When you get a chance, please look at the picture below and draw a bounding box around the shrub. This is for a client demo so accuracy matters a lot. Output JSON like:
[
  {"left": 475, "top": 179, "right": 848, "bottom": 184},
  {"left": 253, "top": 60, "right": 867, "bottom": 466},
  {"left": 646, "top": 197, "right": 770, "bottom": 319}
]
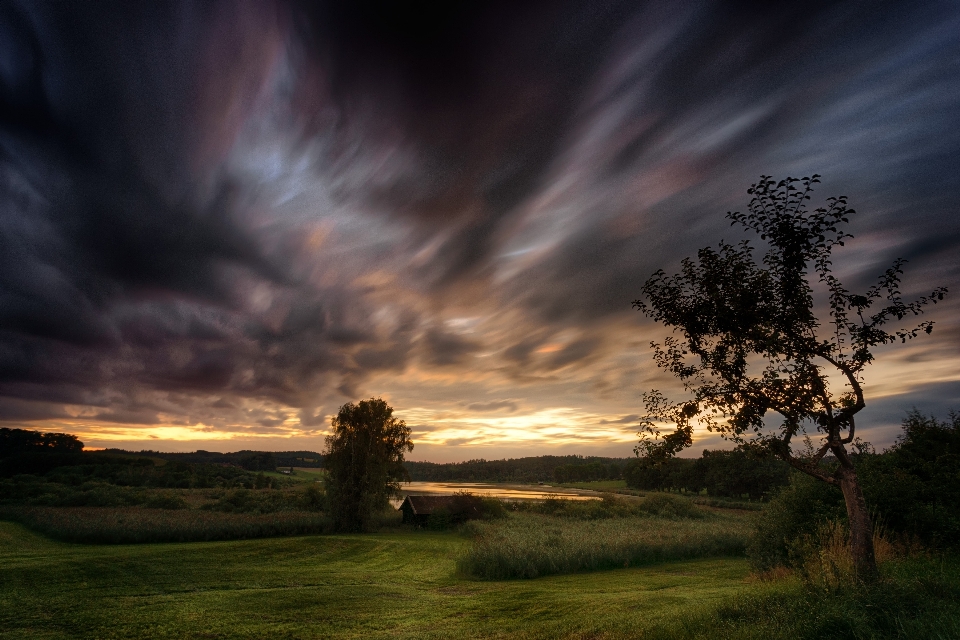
[
  {"left": 747, "top": 410, "right": 960, "bottom": 573},
  {"left": 479, "top": 497, "right": 508, "bottom": 519},
  {"left": 638, "top": 492, "right": 704, "bottom": 519},
  {"left": 143, "top": 491, "right": 187, "bottom": 510},
  {"left": 302, "top": 483, "right": 325, "bottom": 511},
  {"left": 857, "top": 410, "right": 960, "bottom": 548},
  {"left": 202, "top": 487, "right": 317, "bottom": 514},
  {"left": 746, "top": 473, "right": 844, "bottom": 573}
]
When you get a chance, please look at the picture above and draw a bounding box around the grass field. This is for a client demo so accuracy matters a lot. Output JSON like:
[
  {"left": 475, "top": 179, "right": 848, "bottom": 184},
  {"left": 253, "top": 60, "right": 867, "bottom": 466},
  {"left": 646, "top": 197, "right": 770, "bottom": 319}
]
[
  {"left": 263, "top": 468, "right": 326, "bottom": 483},
  {"left": 0, "top": 520, "right": 753, "bottom": 639},
  {"left": 3, "top": 517, "right": 959, "bottom": 639}
]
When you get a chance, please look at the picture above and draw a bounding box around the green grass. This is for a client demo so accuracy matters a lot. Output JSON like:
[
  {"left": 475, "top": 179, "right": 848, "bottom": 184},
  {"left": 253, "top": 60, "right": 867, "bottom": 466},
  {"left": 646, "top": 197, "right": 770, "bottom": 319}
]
[
  {"left": 263, "top": 467, "right": 326, "bottom": 483},
  {"left": 0, "top": 520, "right": 752, "bottom": 639},
  {"left": 2, "top": 519, "right": 958, "bottom": 639}
]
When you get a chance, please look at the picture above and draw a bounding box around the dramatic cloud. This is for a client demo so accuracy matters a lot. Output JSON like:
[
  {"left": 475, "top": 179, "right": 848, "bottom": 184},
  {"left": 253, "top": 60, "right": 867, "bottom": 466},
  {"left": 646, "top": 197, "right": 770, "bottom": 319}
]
[{"left": 1, "top": 0, "right": 958, "bottom": 458}]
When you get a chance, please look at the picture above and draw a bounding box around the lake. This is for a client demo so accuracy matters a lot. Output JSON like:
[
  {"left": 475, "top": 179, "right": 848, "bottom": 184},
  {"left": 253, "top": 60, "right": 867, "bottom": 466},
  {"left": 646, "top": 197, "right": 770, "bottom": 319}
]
[{"left": 393, "top": 481, "right": 600, "bottom": 504}]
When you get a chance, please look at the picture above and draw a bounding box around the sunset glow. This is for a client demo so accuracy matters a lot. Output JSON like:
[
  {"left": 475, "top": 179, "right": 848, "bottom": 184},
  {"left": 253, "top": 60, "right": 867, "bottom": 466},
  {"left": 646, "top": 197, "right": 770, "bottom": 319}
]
[{"left": 1, "top": 2, "right": 958, "bottom": 460}]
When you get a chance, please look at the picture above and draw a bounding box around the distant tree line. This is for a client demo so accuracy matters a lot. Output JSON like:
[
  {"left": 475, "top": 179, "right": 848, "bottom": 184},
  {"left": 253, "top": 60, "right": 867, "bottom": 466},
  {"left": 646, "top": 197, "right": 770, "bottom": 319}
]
[
  {"left": 102, "top": 449, "right": 324, "bottom": 470},
  {"left": 552, "top": 461, "right": 623, "bottom": 483},
  {"left": 623, "top": 448, "right": 791, "bottom": 500},
  {"left": 404, "top": 455, "right": 630, "bottom": 483},
  {"left": 1, "top": 427, "right": 83, "bottom": 456}
]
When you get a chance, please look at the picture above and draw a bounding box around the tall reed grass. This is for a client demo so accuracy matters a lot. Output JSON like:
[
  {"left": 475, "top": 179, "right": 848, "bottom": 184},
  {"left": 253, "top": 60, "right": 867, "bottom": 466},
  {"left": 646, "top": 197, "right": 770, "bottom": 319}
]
[
  {"left": 458, "top": 511, "right": 751, "bottom": 579},
  {"left": 0, "top": 506, "right": 332, "bottom": 544}
]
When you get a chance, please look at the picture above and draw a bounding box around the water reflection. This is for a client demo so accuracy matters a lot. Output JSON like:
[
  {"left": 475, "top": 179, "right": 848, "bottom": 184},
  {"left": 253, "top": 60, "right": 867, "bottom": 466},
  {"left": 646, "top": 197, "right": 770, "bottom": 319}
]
[{"left": 390, "top": 481, "right": 600, "bottom": 507}]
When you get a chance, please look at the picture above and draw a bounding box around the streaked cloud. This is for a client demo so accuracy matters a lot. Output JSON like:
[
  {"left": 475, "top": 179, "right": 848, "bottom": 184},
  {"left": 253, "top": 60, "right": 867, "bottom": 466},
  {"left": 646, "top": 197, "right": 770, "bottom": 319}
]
[{"left": 0, "top": 1, "right": 958, "bottom": 457}]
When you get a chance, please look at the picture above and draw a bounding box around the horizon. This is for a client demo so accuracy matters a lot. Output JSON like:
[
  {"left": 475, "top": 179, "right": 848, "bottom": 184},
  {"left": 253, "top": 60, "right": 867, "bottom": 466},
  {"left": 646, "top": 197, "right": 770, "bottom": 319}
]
[{"left": 1, "top": 2, "right": 958, "bottom": 463}]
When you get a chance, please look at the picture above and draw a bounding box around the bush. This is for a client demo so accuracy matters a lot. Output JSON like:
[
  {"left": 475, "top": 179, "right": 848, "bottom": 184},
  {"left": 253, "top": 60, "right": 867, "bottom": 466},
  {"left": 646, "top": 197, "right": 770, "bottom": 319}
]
[
  {"left": 746, "top": 473, "right": 844, "bottom": 573},
  {"left": 479, "top": 497, "right": 508, "bottom": 519},
  {"left": 747, "top": 410, "right": 960, "bottom": 573},
  {"left": 202, "top": 487, "right": 319, "bottom": 514},
  {"left": 638, "top": 493, "right": 704, "bottom": 519},
  {"left": 421, "top": 493, "right": 503, "bottom": 530},
  {"left": 143, "top": 491, "right": 187, "bottom": 510},
  {"left": 857, "top": 410, "right": 960, "bottom": 548}
]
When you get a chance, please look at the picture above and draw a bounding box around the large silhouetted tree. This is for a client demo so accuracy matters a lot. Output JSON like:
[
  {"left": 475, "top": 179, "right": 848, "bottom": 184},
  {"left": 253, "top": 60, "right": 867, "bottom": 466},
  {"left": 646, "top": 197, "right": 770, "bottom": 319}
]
[
  {"left": 633, "top": 175, "right": 947, "bottom": 577},
  {"left": 324, "top": 398, "right": 413, "bottom": 532}
]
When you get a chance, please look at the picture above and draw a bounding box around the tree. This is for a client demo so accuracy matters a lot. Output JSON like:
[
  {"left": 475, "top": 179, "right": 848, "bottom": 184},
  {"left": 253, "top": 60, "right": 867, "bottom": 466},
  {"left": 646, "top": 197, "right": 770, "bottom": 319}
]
[
  {"left": 239, "top": 451, "right": 276, "bottom": 472},
  {"left": 323, "top": 398, "right": 413, "bottom": 532},
  {"left": 0, "top": 427, "right": 84, "bottom": 456},
  {"left": 633, "top": 175, "right": 947, "bottom": 577}
]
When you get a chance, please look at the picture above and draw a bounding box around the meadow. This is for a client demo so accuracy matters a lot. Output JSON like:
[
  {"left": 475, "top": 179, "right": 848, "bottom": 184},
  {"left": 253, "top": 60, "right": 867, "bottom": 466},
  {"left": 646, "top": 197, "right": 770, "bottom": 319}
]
[
  {"left": 3, "top": 489, "right": 960, "bottom": 640},
  {"left": 3, "top": 432, "right": 959, "bottom": 639}
]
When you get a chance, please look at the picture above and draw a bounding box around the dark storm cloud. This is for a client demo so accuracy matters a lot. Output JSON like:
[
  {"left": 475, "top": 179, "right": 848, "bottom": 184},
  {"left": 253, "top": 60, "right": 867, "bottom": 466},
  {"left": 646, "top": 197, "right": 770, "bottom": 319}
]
[
  {"left": 502, "top": 337, "right": 544, "bottom": 366},
  {"left": 0, "top": 0, "right": 396, "bottom": 427},
  {"left": 422, "top": 328, "right": 480, "bottom": 367},
  {"left": 544, "top": 338, "right": 603, "bottom": 371},
  {"left": 0, "top": 0, "right": 958, "bottom": 447},
  {"left": 498, "top": 1, "right": 960, "bottom": 327},
  {"left": 289, "top": 0, "right": 636, "bottom": 285}
]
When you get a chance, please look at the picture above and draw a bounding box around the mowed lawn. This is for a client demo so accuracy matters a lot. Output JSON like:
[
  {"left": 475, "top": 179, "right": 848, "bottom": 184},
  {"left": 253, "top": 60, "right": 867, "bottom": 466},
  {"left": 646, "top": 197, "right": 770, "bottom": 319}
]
[{"left": 0, "top": 520, "right": 753, "bottom": 639}]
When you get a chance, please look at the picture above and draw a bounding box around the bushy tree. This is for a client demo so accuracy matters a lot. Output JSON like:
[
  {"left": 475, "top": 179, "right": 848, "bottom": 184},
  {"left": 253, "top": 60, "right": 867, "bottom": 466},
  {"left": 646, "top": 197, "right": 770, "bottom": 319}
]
[
  {"left": 0, "top": 427, "right": 83, "bottom": 456},
  {"left": 239, "top": 451, "right": 276, "bottom": 472},
  {"left": 323, "top": 398, "right": 413, "bottom": 532},
  {"left": 858, "top": 410, "right": 960, "bottom": 547},
  {"left": 634, "top": 175, "right": 947, "bottom": 576}
]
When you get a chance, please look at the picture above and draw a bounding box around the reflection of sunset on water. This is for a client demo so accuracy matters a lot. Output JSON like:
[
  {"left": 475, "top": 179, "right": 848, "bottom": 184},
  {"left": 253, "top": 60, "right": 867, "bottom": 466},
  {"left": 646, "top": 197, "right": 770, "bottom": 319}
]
[{"left": 393, "top": 482, "right": 601, "bottom": 506}]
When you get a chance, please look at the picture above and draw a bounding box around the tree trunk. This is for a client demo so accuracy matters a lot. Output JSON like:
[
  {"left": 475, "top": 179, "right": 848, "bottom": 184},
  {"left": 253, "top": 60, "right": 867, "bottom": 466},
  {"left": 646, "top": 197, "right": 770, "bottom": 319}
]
[{"left": 836, "top": 465, "right": 878, "bottom": 579}]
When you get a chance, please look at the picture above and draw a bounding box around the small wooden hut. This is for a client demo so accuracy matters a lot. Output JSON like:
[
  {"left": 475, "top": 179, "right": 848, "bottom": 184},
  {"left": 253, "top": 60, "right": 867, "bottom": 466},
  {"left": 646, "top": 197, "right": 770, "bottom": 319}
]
[{"left": 397, "top": 495, "right": 457, "bottom": 526}]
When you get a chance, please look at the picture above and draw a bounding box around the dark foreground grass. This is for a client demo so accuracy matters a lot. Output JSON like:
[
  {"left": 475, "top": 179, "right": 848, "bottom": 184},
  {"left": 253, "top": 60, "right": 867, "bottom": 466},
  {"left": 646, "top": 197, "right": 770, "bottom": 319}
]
[
  {"left": 679, "top": 556, "right": 960, "bottom": 640},
  {"left": 0, "top": 506, "right": 331, "bottom": 543}
]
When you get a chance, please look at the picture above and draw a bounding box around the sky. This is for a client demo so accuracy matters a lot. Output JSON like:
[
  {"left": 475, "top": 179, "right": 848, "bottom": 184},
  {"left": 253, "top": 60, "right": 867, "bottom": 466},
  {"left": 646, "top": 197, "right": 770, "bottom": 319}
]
[{"left": 0, "top": 0, "right": 958, "bottom": 462}]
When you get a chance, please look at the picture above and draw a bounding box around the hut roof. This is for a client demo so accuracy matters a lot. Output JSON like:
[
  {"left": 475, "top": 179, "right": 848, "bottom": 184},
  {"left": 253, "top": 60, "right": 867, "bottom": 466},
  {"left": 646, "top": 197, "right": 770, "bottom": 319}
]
[{"left": 398, "top": 495, "right": 458, "bottom": 515}]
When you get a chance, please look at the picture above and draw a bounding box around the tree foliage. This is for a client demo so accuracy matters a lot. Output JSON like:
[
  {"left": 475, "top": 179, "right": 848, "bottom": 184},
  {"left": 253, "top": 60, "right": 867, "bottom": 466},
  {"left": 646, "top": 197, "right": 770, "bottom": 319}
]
[
  {"left": 0, "top": 427, "right": 84, "bottom": 456},
  {"left": 323, "top": 398, "right": 413, "bottom": 532},
  {"left": 858, "top": 410, "right": 960, "bottom": 547},
  {"left": 634, "top": 175, "right": 947, "bottom": 574},
  {"left": 406, "top": 455, "right": 625, "bottom": 483},
  {"left": 623, "top": 448, "right": 790, "bottom": 500}
]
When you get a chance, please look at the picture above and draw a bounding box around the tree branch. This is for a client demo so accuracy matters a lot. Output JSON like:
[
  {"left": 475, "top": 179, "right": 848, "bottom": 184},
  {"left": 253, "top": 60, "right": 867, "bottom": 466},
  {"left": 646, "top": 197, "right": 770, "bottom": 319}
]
[
  {"left": 840, "top": 414, "right": 856, "bottom": 444},
  {"left": 818, "top": 352, "right": 865, "bottom": 414},
  {"left": 784, "top": 454, "right": 838, "bottom": 485}
]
